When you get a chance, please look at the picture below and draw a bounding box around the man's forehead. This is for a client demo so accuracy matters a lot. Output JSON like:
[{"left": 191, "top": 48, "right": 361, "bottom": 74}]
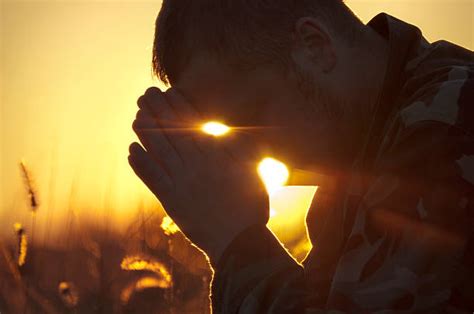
[
  {"left": 173, "top": 56, "right": 259, "bottom": 121},
  {"left": 174, "top": 55, "right": 241, "bottom": 99}
]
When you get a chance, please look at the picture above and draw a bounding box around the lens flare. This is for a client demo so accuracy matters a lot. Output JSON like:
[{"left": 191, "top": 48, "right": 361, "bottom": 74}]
[
  {"left": 201, "top": 121, "right": 230, "bottom": 137},
  {"left": 258, "top": 158, "right": 289, "bottom": 195}
]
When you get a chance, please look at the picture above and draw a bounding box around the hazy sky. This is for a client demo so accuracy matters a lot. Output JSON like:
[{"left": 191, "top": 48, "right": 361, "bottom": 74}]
[{"left": 1, "top": 0, "right": 473, "bottom": 242}]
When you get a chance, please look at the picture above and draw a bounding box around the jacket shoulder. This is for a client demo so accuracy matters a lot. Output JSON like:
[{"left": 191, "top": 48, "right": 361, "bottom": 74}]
[{"left": 398, "top": 41, "right": 474, "bottom": 134}]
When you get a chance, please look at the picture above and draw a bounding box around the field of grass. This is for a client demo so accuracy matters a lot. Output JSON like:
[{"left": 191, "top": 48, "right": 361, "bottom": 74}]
[
  {"left": 1, "top": 161, "right": 213, "bottom": 313},
  {"left": 0, "top": 209, "right": 213, "bottom": 314}
]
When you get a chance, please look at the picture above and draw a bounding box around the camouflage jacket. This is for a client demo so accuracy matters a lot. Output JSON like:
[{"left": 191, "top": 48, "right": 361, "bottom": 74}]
[{"left": 211, "top": 13, "right": 474, "bottom": 314}]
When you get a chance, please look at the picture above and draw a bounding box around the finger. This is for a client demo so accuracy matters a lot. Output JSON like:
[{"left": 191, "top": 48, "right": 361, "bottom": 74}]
[
  {"left": 143, "top": 87, "right": 180, "bottom": 127},
  {"left": 166, "top": 88, "right": 215, "bottom": 158},
  {"left": 128, "top": 142, "right": 174, "bottom": 195},
  {"left": 165, "top": 88, "right": 201, "bottom": 122},
  {"left": 221, "top": 132, "right": 262, "bottom": 164},
  {"left": 142, "top": 87, "right": 199, "bottom": 158},
  {"left": 135, "top": 108, "right": 153, "bottom": 123},
  {"left": 191, "top": 132, "right": 221, "bottom": 162},
  {"left": 190, "top": 131, "right": 259, "bottom": 171},
  {"left": 137, "top": 94, "right": 148, "bottom": 110},
  {"left": 137, "top": 86, "right": 163, "bottom": 110},
  {"left": 133, "top": 108, "right": 184, "bottom": 170}
]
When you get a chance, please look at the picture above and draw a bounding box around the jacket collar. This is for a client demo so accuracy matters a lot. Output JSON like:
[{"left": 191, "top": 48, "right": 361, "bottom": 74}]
[{"left": 357, "top": 13, "right": 424, "bottom": 171}]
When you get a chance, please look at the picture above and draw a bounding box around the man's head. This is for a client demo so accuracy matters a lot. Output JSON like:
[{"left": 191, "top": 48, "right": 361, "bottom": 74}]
[{"left": 151, "top": 0, "right": 388, "bottom": 175}]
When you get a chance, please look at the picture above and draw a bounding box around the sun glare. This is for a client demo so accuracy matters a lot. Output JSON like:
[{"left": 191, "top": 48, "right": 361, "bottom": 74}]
[
  {"left": 201, "top": 121, "right": 231, "bottom": 137},
  {"left": 258, "top": 157, "right": 290, "bottom": 195}
]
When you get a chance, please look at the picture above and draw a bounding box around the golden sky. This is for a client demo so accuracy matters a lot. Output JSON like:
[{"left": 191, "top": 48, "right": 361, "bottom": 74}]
[{"left": 1, "top": 0, "right": 473, "bottom": 243}]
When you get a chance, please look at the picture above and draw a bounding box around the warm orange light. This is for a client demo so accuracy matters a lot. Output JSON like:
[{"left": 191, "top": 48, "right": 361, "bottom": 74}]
[
  {"left": 258, "top": 157, "right": 289, "bottom": 195},
  {"left": 160, "top": 216, "right": 180, "bottom": 236},
  {"left": 269, "top": 208, "right": 277, "bottom": 218},
  {"left": 120, "top": 255, "right": 172, "bottom": 285},
  {"left": 201, "top": 121, "right": 231, "bottom": 137}
]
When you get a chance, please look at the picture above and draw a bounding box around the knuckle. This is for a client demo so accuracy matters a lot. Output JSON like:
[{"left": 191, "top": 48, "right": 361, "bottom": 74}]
[
  {"left": 143, "top": 88, "right": 168, "bottom": 115},
  {"left": 132, "top": 119, "right": 140, "bottom": 131},
  {"left": 145, "top": 86, "right": 161, "bottom": 98},
  {"left": 136, "top": 109, "right": 147, "bottom": 120},
  {"left": 134, "top": 112, "right": 156, "bottom": 130},
  {"left": 128, "top": 143, "right": 137, "bottom": 155},
  {"left": 137, "top": 95, "right": 147, "bottom": 108},
  {"left": 132, "top": 119, "right": 150, "bottom": 132}
]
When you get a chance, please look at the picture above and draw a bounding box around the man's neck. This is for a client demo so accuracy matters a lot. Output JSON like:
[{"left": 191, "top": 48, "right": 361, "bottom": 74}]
[
  {"left": 358, "top": 24, "right": 390, "bottom": 125},
  {"left": 331, "top": 25, "right": 390, "bottom": 178}
]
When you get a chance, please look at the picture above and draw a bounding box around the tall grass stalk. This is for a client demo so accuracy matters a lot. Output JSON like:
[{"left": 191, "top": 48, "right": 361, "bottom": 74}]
[{"left": 19, "top": 160, "right": 39, "bottom": 247}]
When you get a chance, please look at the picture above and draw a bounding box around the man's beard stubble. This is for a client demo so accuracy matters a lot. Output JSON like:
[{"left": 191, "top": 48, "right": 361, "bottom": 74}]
[
  {"left": 290, "top": 61, "right": 366, "bottom": 175},
  {"left": 291, "top": 60, "right": 345, "bottom": 122}
]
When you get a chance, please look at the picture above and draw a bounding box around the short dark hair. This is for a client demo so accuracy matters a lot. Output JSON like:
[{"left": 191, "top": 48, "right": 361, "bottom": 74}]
[{"left": 152, "top": 0, "right": 362, "bottom": 85}]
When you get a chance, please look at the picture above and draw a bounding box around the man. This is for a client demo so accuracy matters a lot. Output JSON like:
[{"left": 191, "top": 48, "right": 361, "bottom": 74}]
[{"left": 129, "top": 0, "right": 474, "bottom": 312}]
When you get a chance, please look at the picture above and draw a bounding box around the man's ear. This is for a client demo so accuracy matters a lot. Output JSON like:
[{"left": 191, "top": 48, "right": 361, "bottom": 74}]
[{"left": 293, "top": 17, "right": 337, "bottom": 73}]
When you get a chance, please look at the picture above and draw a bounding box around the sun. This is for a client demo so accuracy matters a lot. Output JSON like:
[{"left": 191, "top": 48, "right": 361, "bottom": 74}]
[
  {"left": 201, "top": 121, "right": 231, "bottom": 137},
  {"left": 258, "top": 157, "right": 290, "bottom": 195}
]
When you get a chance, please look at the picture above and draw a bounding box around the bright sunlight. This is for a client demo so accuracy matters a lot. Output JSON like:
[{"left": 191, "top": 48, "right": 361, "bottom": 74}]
[
  {"left": 201, "top": 121, "right": 231, "bottom": 137},
  {"left": 258, "top": 157, "right": 290, "bottom": 194}
]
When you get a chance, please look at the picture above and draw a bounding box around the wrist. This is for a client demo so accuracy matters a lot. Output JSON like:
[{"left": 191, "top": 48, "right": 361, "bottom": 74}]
[
  {"left": 205, "top": 227, "right": 249, "bottom": 264},
  {"left": 205, "top": 223, "right": 267, "bottom": 266}
]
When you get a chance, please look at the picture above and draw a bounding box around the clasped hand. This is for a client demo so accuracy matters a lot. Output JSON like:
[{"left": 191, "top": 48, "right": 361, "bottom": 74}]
[{"left": 128, "top": 87, "right": 269, "bottom": 263}]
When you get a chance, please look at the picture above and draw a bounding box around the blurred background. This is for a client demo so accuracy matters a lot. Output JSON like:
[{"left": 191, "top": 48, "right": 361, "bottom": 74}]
[{"left": 1, "top": 0, "right": 473, "bottom": 312}]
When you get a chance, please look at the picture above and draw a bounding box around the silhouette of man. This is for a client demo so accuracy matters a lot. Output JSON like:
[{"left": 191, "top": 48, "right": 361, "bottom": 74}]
[{"left": 129, "top": 1, "right": 474, "bottom": 312}]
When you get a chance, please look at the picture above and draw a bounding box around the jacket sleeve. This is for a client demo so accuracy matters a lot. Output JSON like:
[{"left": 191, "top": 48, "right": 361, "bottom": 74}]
[
  {"left": 210, "top": 224, "right": 312, "bottom": 314},
  {"left": 325, "top": 69, "right": 474, "bottom": 311},
  {"left": 334, "top": 121, "right": 474, "bottom": 312}
]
